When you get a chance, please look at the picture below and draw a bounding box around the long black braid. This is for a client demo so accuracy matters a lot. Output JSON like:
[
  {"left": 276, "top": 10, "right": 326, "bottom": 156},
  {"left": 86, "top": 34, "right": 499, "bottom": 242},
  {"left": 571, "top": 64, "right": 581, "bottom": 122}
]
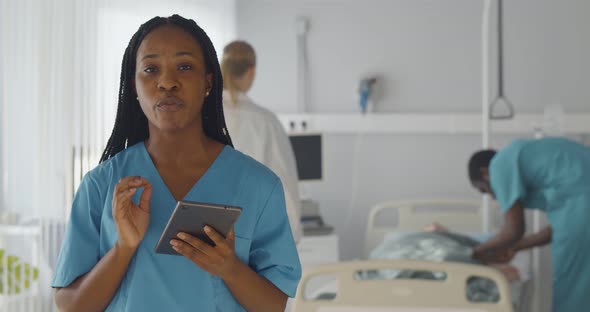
[{"left": 99, "top": 14, "right": 232, "bottom": 163}]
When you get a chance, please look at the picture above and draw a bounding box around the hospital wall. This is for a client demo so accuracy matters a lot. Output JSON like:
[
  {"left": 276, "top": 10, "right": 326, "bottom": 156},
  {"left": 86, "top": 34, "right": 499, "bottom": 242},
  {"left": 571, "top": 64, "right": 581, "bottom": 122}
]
[
  {"left": 237, "top": 0, "right": 590, "bottom": 114},
  {"left": 236, "top": 0, "right": 590, "bottom": 310}
]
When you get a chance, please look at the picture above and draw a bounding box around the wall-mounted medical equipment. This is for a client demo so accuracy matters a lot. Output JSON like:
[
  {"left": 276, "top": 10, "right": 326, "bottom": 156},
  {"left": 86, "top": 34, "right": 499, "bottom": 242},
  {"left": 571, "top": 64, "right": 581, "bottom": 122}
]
[
  {"left": 358, "top": 77, "right": 377, "bottom": 114},
  {"left": 289, "top": 134, "right": 323, "bottom": 182},
  {"left": 296, "top": 17, "right": 310, "bottom": 113}
]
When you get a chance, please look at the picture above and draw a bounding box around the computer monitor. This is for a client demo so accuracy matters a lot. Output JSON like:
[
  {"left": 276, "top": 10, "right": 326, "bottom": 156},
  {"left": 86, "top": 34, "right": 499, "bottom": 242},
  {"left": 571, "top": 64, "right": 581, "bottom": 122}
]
[{"left": 289, "top": 133, "right": 323, "bottom": 181}]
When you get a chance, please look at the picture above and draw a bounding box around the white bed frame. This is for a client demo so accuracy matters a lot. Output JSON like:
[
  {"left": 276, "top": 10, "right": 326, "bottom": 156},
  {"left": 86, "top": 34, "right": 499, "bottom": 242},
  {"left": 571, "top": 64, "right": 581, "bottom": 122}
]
[
  {"left": 360, "top": 199, "right": 532, "bottom": 311},
  {"left": 0, "top": 221, "right": 63, "bottom": 312},
  {"left": 293, "top": 259, "right": 514, "bottom": 312},
  {"left": 364, "top": 199, "right": 495, "bottom": 258},
  {"left": 0, "top": 224, "right": 43, "bottom": 312}
]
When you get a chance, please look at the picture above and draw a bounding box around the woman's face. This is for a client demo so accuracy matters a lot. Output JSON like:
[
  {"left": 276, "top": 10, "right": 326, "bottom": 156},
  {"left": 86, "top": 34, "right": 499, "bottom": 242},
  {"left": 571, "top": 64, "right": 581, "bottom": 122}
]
[{"left": 134, "top": 24, "right": 212, "bottom": 133}]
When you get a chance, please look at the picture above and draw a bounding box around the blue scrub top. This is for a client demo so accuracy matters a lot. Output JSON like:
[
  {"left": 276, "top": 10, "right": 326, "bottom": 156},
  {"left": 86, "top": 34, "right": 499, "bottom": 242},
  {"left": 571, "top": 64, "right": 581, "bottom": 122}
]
[
  {"left": 489, "top": 137, "right": 590, "bottom": 312},
  {"left": 490, "top": 137, "right": 590, "bottom": 213},
  {"left": 52, "top": 143, "right": 301, "bottom": 311}
]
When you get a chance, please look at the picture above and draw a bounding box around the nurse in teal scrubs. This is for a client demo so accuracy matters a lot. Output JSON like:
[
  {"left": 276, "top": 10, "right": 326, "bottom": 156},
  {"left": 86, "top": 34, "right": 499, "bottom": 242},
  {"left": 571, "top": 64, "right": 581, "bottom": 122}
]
[
  {"left": 52, "top": 15, "right": 300, "bottom": 312},
  {"left": 468, "top": 137, "right": 590, "bottom": 312}
]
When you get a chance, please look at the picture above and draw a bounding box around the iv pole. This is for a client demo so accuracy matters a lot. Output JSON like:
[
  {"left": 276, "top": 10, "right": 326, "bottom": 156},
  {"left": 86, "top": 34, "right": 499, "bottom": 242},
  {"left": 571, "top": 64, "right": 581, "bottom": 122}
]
[
  {"left": 482, "top": 3, "right": 540, "bottom": 310},
  {"left": 481, "top": 0, "right": 515, "bottom": 232},
  {"left": 481, "top": 0, "right": 492, "bottom": 233}
]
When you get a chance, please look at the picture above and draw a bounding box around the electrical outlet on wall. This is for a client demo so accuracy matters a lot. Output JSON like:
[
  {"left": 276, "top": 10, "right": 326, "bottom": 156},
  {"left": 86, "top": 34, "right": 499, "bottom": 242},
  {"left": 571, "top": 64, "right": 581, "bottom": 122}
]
[
  {"left": 279, "top": 114, "right": 311, "bottom": 134},
  {"left": 299, "top": 119, "right": 309, "bottom": 132}
]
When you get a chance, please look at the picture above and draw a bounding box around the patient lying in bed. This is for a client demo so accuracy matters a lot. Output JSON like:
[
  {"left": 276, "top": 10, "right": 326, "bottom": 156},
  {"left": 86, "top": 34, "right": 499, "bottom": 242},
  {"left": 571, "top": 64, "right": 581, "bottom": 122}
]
[
  {"left": 308, "top": 223, "right": 528, "bottom": 308},
  {"left": 422, "top": 223, "right": 520, "bottom": 281},
  {"left": 364, "top": 223, "right": 521, "bottom": 303}
]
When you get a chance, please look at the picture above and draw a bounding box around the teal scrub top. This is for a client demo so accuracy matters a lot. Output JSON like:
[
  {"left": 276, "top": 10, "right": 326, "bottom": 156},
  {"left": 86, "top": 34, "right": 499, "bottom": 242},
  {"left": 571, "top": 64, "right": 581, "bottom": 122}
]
[
  {"left": 489, "top": 137, "right": 590, "bottom": 312},
  {"left": 52, "top": 143, "right": 301, "bottom": 311}
]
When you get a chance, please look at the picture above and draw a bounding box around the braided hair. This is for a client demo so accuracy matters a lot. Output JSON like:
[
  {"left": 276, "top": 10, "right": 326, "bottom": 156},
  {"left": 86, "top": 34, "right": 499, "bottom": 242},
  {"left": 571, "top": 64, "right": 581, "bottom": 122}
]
[{"left": 100, "top": 14, "right": 232, "bottom": 163}]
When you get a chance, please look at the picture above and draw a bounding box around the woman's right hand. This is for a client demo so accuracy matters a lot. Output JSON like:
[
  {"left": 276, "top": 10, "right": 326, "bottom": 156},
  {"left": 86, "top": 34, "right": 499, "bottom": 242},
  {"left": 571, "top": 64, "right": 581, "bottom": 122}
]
[
  {"left": 489, "top": 248, "right": 516, "bottom": 263},
  {"left": 112, "top": 176, "right": 153, "bottom": 250}
]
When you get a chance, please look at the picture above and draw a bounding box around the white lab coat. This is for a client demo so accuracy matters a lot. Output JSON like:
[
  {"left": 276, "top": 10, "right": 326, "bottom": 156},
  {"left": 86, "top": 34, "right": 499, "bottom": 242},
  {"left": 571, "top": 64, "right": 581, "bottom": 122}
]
[{"left": 223, "top": 90, "right": 302, "bottom": 243}]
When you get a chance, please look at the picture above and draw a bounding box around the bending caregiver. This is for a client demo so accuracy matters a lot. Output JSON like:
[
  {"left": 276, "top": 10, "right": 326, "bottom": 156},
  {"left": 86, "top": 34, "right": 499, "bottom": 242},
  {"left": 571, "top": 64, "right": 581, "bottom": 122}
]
[{"left": 468, "top": 137, "right": 590, "bottom": 312}]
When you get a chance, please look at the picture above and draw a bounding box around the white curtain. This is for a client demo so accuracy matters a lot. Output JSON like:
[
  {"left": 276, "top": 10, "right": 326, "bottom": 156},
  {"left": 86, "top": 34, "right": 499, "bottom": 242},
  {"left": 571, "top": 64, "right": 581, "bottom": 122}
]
[
  {"left": 0, "top": 0, "right": 236, "bottom": 220},
  {"left": 0, "top": 0, "right": 81, "bottom": 221}
]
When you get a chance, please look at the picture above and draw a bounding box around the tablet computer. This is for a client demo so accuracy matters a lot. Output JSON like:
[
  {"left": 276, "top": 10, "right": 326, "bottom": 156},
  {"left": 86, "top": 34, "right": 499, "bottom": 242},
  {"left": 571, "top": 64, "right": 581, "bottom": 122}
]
[{"left": 154, "top": 200, "right": 242, "bottom": 256}]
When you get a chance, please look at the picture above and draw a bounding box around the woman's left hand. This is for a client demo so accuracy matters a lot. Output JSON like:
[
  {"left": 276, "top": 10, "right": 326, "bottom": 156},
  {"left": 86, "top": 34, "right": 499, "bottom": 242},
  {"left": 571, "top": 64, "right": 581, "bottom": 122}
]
[{"left": 171, "top": 227, "right": 240, "bottom": 279}]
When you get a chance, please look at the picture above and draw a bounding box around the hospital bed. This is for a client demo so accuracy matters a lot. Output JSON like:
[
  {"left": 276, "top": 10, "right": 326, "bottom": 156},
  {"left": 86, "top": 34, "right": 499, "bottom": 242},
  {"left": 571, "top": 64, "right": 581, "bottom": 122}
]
[
  {"left": 363, "top": 199, "right": 532, "bottom": 311},
  {"left": 294, "top": 199, "right": 532, "bottom": 312}
]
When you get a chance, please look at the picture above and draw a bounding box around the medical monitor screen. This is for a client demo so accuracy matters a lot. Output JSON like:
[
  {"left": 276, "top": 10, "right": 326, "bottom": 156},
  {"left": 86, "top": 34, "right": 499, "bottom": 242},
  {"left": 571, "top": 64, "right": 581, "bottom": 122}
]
[{"left": 289, "top": 134, "right": 322, "bottom": 181}]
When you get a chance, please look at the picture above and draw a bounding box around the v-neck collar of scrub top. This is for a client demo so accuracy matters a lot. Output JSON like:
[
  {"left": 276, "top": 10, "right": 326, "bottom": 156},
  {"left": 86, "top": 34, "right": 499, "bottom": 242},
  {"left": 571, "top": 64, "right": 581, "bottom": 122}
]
[{"left": 139, "top": 142, "right": 229, "bottom": 204}]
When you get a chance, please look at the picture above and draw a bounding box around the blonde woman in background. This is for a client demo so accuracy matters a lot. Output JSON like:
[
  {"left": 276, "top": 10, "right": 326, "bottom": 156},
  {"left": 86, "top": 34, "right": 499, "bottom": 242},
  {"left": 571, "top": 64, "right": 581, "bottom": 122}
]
[{"left": 221, "top": 40, "right": 302, "bottom": 243}]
